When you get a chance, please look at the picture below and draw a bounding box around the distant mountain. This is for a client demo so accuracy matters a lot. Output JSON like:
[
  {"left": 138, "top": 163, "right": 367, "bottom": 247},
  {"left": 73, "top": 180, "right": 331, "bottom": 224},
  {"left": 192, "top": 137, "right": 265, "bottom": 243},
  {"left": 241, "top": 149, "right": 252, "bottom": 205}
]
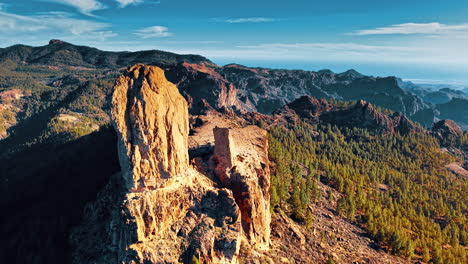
[
  {"left": 436, "top": 98, "right": 468, "bottom": 130},
  {"left": 398, "top": 80, "right": 433, "bottom": 98},
  {"left": 0, "top": 39, "right": 209, "bottom": 68},
  {"left": 272, "top": 96, "right": 420, "bottom": 134},
  {"left": 422, "top": 88, "right": 468, "bottom": 104},
  {"left": 401, "top": 79, "right": 468, "bottom": 91}
]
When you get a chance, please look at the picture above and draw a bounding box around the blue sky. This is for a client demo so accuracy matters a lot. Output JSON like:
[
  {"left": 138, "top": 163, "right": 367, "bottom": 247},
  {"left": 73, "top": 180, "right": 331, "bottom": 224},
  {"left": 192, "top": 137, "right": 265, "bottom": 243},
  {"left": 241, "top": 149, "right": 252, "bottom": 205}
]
[{"left": 1, "top": 0, "right": 468, "bottom": 84}]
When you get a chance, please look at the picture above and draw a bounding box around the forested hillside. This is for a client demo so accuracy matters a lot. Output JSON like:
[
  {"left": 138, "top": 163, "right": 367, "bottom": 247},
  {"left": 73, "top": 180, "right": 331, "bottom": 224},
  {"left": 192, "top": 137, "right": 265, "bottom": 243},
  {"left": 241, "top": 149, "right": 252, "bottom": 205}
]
[{"left": 268, "top": 122, "right": 467, "bottom": 263}]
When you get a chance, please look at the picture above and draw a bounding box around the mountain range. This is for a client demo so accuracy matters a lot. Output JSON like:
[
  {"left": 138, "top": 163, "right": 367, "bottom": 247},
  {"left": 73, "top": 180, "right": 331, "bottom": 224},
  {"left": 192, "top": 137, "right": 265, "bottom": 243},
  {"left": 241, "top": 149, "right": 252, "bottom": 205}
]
[
  {"left": 3, "top": 40, "right": 467, "bottom": 130},
  {"left": 3, "top": 40, "right": 466, "bottom": 129}
]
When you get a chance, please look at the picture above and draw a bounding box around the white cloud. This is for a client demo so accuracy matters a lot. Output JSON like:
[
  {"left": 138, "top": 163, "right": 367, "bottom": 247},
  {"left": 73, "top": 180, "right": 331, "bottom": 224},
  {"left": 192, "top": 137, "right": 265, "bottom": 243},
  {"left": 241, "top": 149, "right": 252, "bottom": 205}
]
[
  {"left": 225, "top": 17, "right": 276, "bottom": 23},
  {"left": 41, "top": 0, "right": 105, "bottom": 16},
  {"left": 349, "top": 22, "right": 468, "bottom": 36},
  {"left": 134, "top": 26, "right": 172, "bottom": 38},
  {"left": 0, "top": 11, "right": 117, "bottom": 44},
  {"left": 115, "top": 0, "right": 143, "bottom": 7}
]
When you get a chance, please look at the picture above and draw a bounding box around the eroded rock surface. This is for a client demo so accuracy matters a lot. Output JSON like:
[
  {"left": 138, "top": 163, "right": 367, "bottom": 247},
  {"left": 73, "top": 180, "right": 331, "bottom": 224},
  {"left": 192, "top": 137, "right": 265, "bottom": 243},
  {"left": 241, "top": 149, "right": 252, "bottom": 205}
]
[
  {"left": 112, "top": 64, "right": 189, "bottom": 190},
  {"left": 213, "top": 126, "right": 271, "bottom": 249}
]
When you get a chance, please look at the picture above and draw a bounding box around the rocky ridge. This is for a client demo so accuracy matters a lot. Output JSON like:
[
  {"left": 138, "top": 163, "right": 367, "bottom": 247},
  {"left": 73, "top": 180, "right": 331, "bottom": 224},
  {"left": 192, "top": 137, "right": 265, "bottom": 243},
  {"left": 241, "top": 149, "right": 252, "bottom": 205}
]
[{"left": 268, "top": 96, "right": 420, "bottom": 134}]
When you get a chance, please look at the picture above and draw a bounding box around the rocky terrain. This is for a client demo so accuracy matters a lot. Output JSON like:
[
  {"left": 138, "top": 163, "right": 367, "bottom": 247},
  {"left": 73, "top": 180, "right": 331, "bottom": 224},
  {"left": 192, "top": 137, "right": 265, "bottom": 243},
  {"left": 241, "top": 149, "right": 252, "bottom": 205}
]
[
  {"left": 269, "top": 182, "right": 411, "bottom": 264},
  {"left": 0, "top": 89, "right": 25, "bottom": 138}
]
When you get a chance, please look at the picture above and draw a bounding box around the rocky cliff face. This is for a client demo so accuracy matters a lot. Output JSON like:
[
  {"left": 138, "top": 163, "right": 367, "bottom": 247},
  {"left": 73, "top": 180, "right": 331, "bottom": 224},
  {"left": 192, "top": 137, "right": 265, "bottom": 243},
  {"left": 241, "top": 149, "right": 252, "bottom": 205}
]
[
  {"left": 213, "top": 126, "right": 271, "bottom": 249},
  {"left": 111, "top": 64, "right": 190, "bottom": 190},
  {"left": 71, "top": 65, "right": 271, "bottom": 264},
  {"left": 163, "top": 62, "right": 245, "bottom": 114}
]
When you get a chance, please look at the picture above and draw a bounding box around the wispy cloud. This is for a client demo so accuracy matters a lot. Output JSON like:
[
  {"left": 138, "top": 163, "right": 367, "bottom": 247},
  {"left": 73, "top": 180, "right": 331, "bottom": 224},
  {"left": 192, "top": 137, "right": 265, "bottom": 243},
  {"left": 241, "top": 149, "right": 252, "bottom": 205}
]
[
  {"left": 134, "top": 26, "right": 173, "bottom": 38},
  {"left": 41, "top": 0, "right": 105, "bottom": 16},
  {"left": 225, "top": 17, "right": 276, "bottom": 23},
  {"left": 114, "top": 0, "right": 144, "bottom": 8},
  {"left": 349, "top": 22, "right": 468, "bottom": 36},
  {"left": 0, "top": 11, "right": 116, "bottom": 44},
  {"left": 237, "top": 43, "right": 425, "bottom": 53},
  {"left": 161, "top": 41, "right": 468, "bottom": 69}
]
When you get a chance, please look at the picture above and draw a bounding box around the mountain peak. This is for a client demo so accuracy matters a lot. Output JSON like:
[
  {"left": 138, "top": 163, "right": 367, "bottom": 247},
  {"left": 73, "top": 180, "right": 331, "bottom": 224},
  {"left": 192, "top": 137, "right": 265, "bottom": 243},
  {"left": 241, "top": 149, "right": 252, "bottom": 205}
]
[
  {"left": 339, "top": 69, "right": 364, "bottom": 78},
  {"left": 318, "top": 69, "right": 334, "bottom": 75},
  {"left": 48, "top": 39, "right": 65, "bottom": 45},
  {"left": 432, "top": 119, "right": 463, "bottom": 138}
]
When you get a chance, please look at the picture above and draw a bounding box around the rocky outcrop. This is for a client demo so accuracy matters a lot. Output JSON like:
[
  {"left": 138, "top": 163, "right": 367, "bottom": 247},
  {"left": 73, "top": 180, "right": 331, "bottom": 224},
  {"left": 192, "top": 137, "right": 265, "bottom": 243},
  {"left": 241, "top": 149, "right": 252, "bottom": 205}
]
[
  {"left": 71, "top": 65, "right": 271, "bottom": 264},
  {"left": 213, "top": 126, "right": 271, "bottom": 249},
  {"left": 272, "top": 96, "right": 420, "bottom": 134},
  {"left": 320, "top": 100, "right": 419, "bottom": 134},
  {"left": 432, "top": 119, "right": 463, "bottom": 139},
  {"left": 273, "top": 96, "right": 333, "bottom": 123},
  {"left": 111, "top": 64, "right": 189, "bottom": 190}
]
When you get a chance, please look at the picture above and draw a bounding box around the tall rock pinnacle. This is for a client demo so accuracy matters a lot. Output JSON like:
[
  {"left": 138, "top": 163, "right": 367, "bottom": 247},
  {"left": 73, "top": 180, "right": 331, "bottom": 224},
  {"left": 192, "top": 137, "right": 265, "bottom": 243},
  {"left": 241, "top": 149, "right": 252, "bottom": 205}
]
[{"left": 112, "top": 64, "right": 189, "bottom": 191}]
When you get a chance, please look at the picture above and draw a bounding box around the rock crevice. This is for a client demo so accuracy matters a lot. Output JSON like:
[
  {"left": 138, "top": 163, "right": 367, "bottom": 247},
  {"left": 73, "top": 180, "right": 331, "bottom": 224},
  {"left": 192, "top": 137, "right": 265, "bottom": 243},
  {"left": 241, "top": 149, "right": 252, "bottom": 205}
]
[{"left": 213, "top": 126, "right": 271, "bottom": 250}]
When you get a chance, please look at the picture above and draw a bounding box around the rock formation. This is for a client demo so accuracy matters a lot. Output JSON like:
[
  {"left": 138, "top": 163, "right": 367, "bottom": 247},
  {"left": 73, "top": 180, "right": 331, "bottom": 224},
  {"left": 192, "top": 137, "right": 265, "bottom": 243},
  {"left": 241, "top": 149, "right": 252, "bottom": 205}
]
[
  {"left": 432, "top": 119, "right": 463, "bottom": 139},
  {"left": 111, "top": 64, "right": 190, "bottom": 190},
  {"left": 271, "top": 96, "right": 420, "bottom": 134},
  {"left": 71, "top": 65, "right": 271, "bottom": 264},
  {"left": 213, "top": 126, "right": 271, "bottom": 249}
]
